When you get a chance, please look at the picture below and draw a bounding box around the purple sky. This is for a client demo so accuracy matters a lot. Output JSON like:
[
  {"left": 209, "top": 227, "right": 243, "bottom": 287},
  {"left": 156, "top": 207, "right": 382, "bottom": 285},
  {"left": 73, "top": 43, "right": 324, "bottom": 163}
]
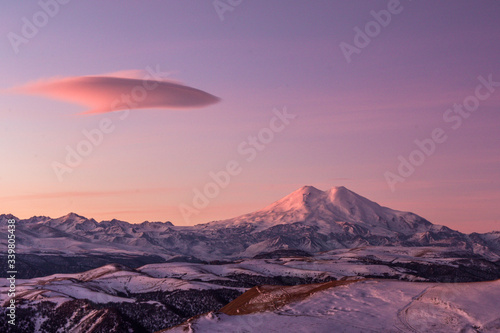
[{"left": 1, "top": 0, "right": 500, "bottom": 233}]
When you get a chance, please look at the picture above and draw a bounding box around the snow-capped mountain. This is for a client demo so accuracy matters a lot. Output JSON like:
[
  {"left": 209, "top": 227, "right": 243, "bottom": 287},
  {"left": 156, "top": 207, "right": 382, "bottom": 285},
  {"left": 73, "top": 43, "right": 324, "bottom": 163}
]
[
  {"left": 2, "top": 186, "right": 500, "bottom": 278},
  {"left": 198, "top": 186, "right": 497, "bottom": 258},
  {"left": 205, "top": 186, "right": 433, "bottom": 236}
]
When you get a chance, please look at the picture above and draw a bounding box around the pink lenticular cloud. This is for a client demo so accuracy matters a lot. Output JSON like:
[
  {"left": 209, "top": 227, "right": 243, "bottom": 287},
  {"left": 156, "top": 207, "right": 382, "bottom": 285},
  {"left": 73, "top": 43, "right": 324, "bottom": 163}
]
[{"left": 8, "top": 71, "right": 220, "bottom": 115}]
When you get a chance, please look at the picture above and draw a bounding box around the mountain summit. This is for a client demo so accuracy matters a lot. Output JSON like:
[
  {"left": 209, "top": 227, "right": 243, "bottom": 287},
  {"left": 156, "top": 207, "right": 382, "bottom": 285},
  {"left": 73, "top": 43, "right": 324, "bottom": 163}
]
[{"left": 206, "top": 186, "right": 432, "bottom": 236}]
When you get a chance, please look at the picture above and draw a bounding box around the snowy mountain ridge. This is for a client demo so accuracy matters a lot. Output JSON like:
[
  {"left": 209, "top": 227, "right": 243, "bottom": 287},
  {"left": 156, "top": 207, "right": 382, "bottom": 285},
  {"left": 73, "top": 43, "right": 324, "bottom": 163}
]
[{"left": 2, "top": 186, "right": 500, "bottom": 276}]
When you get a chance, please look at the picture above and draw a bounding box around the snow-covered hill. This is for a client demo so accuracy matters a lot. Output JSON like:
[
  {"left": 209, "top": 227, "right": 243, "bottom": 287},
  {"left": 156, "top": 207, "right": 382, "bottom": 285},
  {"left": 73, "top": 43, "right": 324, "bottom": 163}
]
[
  {"left": 166, "top": 278, "right": 500, "bottom": 333},
  {"left": 0, "top": 263, "right": 245, "bottom": 332},
  {"left": 3, "top": 247, "right": 500, "bottom": 332}
]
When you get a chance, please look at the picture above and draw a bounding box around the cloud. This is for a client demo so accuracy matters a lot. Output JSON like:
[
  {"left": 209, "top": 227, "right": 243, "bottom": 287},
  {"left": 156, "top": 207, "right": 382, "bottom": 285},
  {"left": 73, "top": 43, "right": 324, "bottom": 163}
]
[{"left": 7, "top": 70, "right": 220, "bottom": 115}]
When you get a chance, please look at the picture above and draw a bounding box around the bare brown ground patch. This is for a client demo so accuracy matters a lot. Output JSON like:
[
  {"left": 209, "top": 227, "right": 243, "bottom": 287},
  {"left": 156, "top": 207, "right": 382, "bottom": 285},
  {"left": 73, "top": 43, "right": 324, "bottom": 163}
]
[{"left": 220, "top": 278, "right": 361, "bottom": 315}]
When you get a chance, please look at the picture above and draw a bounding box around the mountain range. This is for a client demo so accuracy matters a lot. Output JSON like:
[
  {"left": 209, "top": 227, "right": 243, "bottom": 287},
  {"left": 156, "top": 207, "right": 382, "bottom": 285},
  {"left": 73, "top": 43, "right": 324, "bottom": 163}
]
[{"left": 2, "top": 186, "right": 500, "bottom": 278}]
